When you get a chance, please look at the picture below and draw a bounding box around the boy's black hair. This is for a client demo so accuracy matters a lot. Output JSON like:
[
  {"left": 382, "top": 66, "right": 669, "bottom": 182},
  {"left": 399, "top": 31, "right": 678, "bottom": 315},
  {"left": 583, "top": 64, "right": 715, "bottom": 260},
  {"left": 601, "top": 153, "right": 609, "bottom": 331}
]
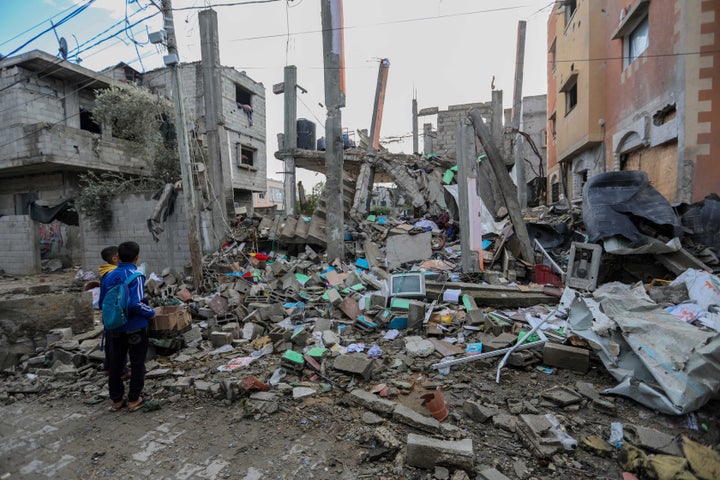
[
  {"left": 117, "top": 241, "right": 140, "bottom": 263},
  {"left": 100, "top": 246, "right": 119, "bottom": 263}
]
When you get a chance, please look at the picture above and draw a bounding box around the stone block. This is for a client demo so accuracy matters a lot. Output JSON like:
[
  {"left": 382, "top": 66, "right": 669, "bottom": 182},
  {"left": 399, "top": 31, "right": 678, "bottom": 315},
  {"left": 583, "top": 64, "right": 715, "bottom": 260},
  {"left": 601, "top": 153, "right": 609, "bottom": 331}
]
[
  {"left": 333, "top": 353, "right": 374, "bottom": 380},
  {"left": 52, "top": 348, "right": 84, "bottom": 367},
  {"left": 242, "top": 323, "right": 265, "bottom": 341},
  {"left": 393, "top": 404, "right": 440, "bottom": 433},
  {"left": 183, "top": 324, "right": 202, "bottom": 346},
  {"left": 484, "top": 332, "right": 517, "bottom": 351},
  {"left": 492, "top": 413, "right": 517, "bottom": 432},
  {"left": 322, "top": 330, "right": 340, "bottom": 347},
  {"left": 313, "top": 318, "right": 333, "bottom": 332},
  {"left": 349, "top": 388, "right": 396, "bottom": 416},
  {"left": 405, "top": 433, "right": 474, "bottom": 471},
  {"left": 221, "top": 322, "right": 241, "bottom": 339},
  {"left": 53, "top": 363, "right": 77, "bottom": 380},
  {"left": 162, "top": 376, "right": 194, "bottom": 393},
  {"left": 325, "top": 288, "right": 342, "bottom": 306},
  {"left": 477, "top": 468, "right": 512, "bottom": 480},
  {"left": 210, "top": 331, "right": 233, "bottom": 347},
  {"left": 405, "top": 336, "right": 435, "bottom": 358},
  {"left": 542, "top": 343, "right": 589, "bottom": 373},
  {"left": 47, "top": 328, "right": 73, "bottom": 344},
  {"left": 463, "top": 400, "right": 498, "bottom": 423}
]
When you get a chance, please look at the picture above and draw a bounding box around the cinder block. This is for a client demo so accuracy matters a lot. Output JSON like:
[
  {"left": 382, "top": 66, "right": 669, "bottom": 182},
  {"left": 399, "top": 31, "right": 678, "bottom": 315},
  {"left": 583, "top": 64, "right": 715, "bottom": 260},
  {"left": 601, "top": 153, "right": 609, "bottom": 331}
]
[
  {"left": 543, "top": 343, "right": 589, "bottom": 373},
  {"left": 210, "top": 331, "right": 233, "bottom": 347}
]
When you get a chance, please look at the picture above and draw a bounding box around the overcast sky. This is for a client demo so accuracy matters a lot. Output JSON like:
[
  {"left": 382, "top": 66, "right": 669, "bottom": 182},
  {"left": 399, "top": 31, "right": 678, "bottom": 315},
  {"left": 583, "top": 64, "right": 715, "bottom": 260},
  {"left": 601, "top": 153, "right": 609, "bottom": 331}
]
[{"left": 1, "top": 0, "right": 551, "bottom": 188}]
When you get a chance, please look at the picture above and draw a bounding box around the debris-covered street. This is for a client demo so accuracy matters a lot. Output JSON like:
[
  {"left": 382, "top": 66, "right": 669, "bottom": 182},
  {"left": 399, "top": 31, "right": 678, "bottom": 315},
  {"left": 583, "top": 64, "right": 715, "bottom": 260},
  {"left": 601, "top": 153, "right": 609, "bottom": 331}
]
[
  {"left": 2, "top": 0, "right": 720, "bottom": 479},
  {"left": 2, "top": 183, "right": 720, "bottom": 479}
]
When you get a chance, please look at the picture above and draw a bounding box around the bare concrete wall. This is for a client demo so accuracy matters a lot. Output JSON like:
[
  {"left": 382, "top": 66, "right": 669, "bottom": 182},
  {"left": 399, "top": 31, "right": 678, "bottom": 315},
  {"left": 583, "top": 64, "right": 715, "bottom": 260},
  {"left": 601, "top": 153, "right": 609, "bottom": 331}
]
[
  {"left": 0, "top": 215, "right": 40, "bottom": 275},
  {"left": 80, "top": 191, "right": 192, "bottom": 278}
]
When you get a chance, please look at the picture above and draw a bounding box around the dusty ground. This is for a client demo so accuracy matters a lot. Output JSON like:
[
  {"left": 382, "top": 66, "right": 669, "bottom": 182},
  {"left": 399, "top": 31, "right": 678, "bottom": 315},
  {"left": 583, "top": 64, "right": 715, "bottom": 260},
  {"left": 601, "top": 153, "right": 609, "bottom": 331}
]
[
  {"left": 3, "top": 352, "right": 719, "bottom": 480},
  {"left": 1, "top": 270, "right": 719, "bottom": 479}
]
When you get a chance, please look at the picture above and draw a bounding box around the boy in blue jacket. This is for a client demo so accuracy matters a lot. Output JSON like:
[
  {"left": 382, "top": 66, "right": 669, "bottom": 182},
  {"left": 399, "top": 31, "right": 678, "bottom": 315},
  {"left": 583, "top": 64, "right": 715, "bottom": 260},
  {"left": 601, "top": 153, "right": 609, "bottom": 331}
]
[{"left": 99, "top": 241, "right": 156, "bottom": 412}]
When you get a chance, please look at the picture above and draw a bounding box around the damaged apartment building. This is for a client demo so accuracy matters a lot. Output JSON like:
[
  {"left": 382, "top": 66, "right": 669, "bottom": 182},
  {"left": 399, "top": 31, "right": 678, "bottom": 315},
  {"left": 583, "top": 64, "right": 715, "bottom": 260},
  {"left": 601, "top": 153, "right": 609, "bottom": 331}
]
[
  {"left": 547, "top": 0, "right": 720, "bottom": 204},
  {"left": 0, "top": 39, "right": 267, "bottom": 275},
  {"left": 0, "top": 50, "right": 149, "bottom": 274}
]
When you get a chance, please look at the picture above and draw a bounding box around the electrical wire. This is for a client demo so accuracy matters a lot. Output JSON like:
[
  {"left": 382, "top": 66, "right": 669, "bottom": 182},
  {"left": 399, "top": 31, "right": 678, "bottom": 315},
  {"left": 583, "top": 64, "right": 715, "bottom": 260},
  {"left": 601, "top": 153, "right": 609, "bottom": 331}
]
[
  {"left": 1, "top": 0, "right": 96, "bottom": 60},
  {"left": 227, "top": 4, "right": 534, "bottom": 43},
  {"left": 284, "top": 0, "right": 291, "bottom": 66},
  {"left": 70, "top": 11, "right": 161, "bottom": 61},
  {"left": 0, "top": 78, "right": 102, "bottom": 151},
  {"left": 297, "top": 95, "right": 325, "bottom": 131},
  {"left": 171, "top": 0, "right": 283, "bottom": 10},
  {"left": 0, "top": 1, "right": 82, "bottom": 48}
]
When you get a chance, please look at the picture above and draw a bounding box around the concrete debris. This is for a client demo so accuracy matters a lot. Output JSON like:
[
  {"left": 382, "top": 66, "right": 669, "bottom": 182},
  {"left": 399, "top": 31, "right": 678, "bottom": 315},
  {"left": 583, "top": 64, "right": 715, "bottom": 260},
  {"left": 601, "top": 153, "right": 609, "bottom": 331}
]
[
  {"left": 2, "top": 171, "right": 720, "bottom": 478},
  {"left": 405, "top": 433, "right": 473, "bottom": 471}
]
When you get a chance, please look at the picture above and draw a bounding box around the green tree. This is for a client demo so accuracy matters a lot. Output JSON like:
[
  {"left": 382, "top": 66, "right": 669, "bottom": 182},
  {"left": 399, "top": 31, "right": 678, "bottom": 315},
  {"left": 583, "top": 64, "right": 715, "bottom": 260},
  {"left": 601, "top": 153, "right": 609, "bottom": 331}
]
[
  {"left": 92, "top": 85, "right": 180, "bottom": 182},
  {"left": 299, "top": 181, "right": 324, "bottom": 216}
]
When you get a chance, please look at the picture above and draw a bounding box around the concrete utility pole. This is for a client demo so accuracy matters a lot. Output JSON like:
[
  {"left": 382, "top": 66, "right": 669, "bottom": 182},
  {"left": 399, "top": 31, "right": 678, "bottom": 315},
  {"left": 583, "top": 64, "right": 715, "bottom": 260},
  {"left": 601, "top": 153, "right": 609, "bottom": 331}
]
[
  {"left": 320, "top": 0, "right": 346, "bottom": 260},
  {"left": 199, "top": 9, "right": 232, "bottom": 245},
  {"left": 351, "top": 58, "right": 389, "bottom": 217},
  {"left": 283, "top": 65, "right": 298, "bottom": 214},
  {"left": 159, "top": 0, "right": 203, "bottom": 289},
  {"left": 469, "top": 108, "right": 535, "bottom": 266},
  {"left": 412, "top": 95, "right": 419, "bottom": 154},
  {"left": 511, "top": 20, "right": 527, "bottom": 208}
]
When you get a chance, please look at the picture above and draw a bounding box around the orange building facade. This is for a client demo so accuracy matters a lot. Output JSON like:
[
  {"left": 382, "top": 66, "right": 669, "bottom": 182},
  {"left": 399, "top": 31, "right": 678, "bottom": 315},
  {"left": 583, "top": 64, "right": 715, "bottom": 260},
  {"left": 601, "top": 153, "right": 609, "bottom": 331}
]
[{"left": 546, "top": 0, "right": 720, "bottom": 204}]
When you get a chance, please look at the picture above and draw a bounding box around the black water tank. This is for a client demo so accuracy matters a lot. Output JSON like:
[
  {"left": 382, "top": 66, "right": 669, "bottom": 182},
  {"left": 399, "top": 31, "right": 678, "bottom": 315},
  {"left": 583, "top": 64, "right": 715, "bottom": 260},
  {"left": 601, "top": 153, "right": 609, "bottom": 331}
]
[{"left": 297, "top": 118, "right": 316, "bottom": 150}]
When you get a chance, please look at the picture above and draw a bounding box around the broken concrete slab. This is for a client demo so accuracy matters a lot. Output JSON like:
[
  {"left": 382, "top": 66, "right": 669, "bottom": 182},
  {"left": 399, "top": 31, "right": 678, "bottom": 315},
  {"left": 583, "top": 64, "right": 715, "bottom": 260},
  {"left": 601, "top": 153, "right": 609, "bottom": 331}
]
[
  {"left": 543, "top": 342, "right": 590, "bottom": 373},
  {"left": 393, "top": 403, "right": 440, "bottom": 433},
  {"left": 386, "top": 232, "right": 432, "bottom": 270},
  {"left": 477, "top": 468, "right": 512, "bottom": 480},
  {"left": 405, "top": 433, "right": 473, "bottom": 471},
  {"left": 333, "top": 354, "right": 375, "bottom": 380},
  {"left": 404, "top": 336, "right": 435, "bottom": 358},
  {"left": 463, "top": 400, "right": 498, "bottom": 423},
  {"left": 541, "top": 386, "right": 583, "bottom": 406},
  {"left": 492, "top": 413, "right": 517, "bottom": 433},
  {"left": 349, "top": 388, "right": 396, "bottom": 416}
]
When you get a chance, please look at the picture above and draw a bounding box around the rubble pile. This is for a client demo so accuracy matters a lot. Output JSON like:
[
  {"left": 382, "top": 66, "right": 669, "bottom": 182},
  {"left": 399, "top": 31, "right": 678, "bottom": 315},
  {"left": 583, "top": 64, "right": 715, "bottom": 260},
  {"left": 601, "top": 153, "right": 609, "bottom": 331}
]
[{"left": 2, "top": 172, "right": 720, "bottom": 478}]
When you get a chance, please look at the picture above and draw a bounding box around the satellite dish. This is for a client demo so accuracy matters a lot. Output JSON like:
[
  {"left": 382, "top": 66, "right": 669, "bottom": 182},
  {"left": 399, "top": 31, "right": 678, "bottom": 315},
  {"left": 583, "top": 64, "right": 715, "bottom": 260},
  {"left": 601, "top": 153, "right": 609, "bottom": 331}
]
[{"left": 58, "top": 37, "right": 68, "bottom": 60}]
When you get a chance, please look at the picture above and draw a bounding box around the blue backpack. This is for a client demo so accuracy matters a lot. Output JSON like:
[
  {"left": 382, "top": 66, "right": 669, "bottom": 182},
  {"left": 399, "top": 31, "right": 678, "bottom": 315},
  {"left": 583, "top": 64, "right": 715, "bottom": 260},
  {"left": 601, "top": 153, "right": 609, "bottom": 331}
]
[{"left": 102, "top": 272, "right": 144, "bottom": 330}]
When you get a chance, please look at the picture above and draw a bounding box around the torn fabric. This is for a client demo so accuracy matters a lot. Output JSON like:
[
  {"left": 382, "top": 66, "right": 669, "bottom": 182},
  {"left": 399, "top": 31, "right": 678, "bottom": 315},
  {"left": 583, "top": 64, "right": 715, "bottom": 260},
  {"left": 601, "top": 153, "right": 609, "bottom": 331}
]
[
  {"left": 29, "top": 199, "right": 79, "bottom": 226},
  {"left": 147, "top": 184, "right": 178, "bottom": 242}
]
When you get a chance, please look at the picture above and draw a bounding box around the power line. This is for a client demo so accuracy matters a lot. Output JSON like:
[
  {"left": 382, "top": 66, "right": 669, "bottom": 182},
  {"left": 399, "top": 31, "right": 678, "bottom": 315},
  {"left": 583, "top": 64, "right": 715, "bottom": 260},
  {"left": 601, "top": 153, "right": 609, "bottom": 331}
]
[
  {"left": 552, "top": 49, "right": 720, "bottom": 64},
  {"left": 0, "top": 0, "right": 96, "bottom": 60},
  {"left": 227, "top": 4, "right": 534, "bottom": 43},
  {"left": 70, "top": 11, "right": 161, "bottom": 60},
  {"left": 297, "top": 94, "right": 325, "bottom": 131},
  {"left": 171, "top": 0, "right": 283, "bottom": 10},
  {"left": 0, "top": 77, "right": 102, "bottom": 151},
  {"left": 0, "top": 1, "right": 82, "bottom": 48}
]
